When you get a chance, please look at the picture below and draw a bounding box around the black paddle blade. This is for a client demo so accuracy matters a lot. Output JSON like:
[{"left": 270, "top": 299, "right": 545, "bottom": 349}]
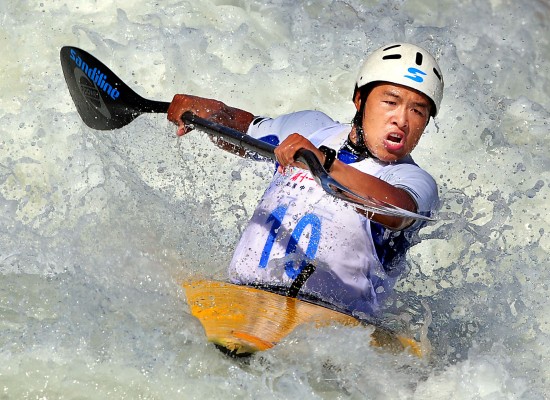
[{"left": 60, "top": 46, "right": 169, "bottom": 130}]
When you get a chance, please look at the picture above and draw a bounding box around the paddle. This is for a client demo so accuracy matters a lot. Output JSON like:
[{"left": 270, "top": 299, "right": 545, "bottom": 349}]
[{"left": 60, "top": 46, "right": 435, "bottom": 221}]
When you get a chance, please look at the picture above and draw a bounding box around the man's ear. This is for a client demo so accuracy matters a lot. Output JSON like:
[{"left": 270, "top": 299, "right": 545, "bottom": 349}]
[{"left": 353, "top": 90, "right": 362, "bottom": 111}]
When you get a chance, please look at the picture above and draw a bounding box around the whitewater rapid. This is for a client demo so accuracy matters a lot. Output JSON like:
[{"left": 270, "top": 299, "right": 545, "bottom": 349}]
[{"left": 1, "top": 0, "right": 549, "bottom": 398}]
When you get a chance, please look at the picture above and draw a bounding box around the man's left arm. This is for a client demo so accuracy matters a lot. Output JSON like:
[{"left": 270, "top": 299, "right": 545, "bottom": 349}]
[
  {"left": 326, "top": 160, "right": 419, "bottom": 230},
  {"left": 274, "top": 134, "right": 435, "bottom": 230}
]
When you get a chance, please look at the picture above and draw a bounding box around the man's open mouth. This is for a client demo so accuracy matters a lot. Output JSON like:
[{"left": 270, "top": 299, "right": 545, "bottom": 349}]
[{"left": 387, "top": 133, "right": 403, "bottom": 143}]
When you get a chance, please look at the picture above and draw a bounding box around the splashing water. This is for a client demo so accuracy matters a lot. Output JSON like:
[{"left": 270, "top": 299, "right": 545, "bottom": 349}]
[{"left": 1, "top": 0, "right": 549, "bottom": 398}]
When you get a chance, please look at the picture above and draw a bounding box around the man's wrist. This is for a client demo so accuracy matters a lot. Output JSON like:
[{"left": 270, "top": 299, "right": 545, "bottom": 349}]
[{"left": 319, "top": 145, "right": 336, "bottom": 172}]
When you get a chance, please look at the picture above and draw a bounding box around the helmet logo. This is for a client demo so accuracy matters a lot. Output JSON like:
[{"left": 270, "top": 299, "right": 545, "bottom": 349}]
[{"left": 404, "top": 67, "right": 427, "bottom": 83}]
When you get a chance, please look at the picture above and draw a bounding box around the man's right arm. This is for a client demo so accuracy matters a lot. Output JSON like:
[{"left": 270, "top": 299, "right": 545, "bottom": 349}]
[
  {"left": 167, "top": 94, "right": 256, "bottom": 156},
  {"left": 167, "top": 94, "right": 255, "bottom": 134}
]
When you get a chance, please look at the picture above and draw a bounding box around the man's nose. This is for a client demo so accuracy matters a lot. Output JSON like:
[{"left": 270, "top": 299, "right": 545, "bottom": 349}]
[{"left": 391, "top": 106, "right": 408, "bottom": 129}]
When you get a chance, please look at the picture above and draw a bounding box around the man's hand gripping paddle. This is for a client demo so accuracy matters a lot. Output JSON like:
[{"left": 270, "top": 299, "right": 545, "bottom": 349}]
[{"left": 60, "top": 46, "right": 435, "bottom": 222}]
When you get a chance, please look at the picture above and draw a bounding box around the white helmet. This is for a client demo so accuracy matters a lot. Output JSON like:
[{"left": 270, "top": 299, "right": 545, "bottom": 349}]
[{"left": 355, "top": 43, "right": 444, "bottom": 116}]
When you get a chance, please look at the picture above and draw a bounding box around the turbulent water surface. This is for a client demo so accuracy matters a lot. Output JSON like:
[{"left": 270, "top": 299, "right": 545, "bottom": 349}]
[{"left": 1, "top": 0, "right": 550, "bottom": 398}]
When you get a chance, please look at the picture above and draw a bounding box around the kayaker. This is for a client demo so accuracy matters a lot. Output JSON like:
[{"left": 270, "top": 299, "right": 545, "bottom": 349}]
[{"left": 168, "top": 43, "right": 444, "bottom": 315}]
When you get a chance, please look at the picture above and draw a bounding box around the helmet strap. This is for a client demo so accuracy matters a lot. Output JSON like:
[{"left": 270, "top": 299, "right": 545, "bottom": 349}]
[
  {"left": 353, "top": 110, "right": 365, "bottom": 145},
  {"left": 348, "top": 103, "right": 377, "bottom": 160}
]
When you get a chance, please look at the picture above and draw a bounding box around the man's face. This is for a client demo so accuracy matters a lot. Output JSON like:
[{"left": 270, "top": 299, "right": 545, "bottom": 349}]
[{"left": 356, "top": 83, "right": 431, "bottom": 162}]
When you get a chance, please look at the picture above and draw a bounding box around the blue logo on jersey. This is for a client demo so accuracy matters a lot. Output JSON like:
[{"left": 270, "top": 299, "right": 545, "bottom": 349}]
[{"left": 404, "top": 67, "right": 427, "bottom": 83}]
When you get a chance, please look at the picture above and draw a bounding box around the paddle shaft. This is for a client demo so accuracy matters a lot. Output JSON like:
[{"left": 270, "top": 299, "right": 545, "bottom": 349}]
[
  {"left": 181, "top": 112, "right": 329, "bottom": 177},
  {"left": 143, "top": 100, "right": 171, "bottom": 114},
  {"left": 182, "top": 111, "right": 277, "bottom": 161}
]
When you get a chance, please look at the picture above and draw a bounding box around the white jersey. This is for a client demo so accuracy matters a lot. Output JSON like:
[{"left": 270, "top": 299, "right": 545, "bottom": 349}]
[{"left": 228, "top": 111, "right": 439, "bottom": 314}]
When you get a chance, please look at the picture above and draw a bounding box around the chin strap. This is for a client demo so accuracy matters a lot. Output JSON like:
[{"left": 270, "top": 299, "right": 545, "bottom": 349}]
[
  {"left": 342, "top": 109, "right": 377, "bottom": 161},
  {"left": 352, "top": 110, "right": 367, "bottom": 149}
]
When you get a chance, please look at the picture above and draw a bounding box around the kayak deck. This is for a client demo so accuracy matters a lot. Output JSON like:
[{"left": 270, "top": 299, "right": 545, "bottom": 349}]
[{"left": 183, "top": 280, "right": 423, "bottom": 357}]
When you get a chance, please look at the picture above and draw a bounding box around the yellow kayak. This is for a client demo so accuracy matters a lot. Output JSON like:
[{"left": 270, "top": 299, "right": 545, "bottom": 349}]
[{"left": 183, "top": 280, "right": 423, "bottom": 357}]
